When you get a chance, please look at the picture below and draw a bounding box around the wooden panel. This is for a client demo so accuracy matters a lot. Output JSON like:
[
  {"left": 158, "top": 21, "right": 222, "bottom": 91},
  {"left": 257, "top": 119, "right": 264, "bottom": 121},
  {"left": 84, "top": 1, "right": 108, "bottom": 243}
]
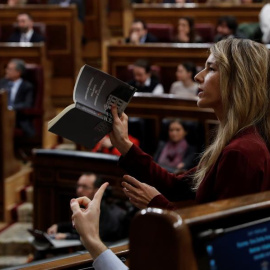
[
  {"left": 130, "top": 190, "right": 270, "bottom": 270},
  {"left": 0, "top": 91, "right": 21, "bottom": 221},
  {"left": 82, "top": 0, "right": 109, "bottom": 69},
  {"left": 0, "top": 5, "right": 83, "bottom": 100},
  {"left": 33, "top": 149, "right": 126, "bottom": 231},
  {"left": 132, "top": 3, "right": 263, "bottom": 27}
]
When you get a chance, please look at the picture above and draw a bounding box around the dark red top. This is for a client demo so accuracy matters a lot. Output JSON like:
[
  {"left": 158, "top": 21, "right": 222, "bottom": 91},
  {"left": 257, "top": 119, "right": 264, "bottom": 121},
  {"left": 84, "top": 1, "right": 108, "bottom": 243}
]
[{"left": 119, "top": 126, "right": 270, "bottom": 209}]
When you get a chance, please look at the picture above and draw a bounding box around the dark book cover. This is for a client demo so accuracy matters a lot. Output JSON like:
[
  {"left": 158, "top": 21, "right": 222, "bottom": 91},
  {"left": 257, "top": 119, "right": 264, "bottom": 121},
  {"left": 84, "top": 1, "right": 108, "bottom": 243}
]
[{"left": 48, "top": 65, "right": 136, "bottom": 149}]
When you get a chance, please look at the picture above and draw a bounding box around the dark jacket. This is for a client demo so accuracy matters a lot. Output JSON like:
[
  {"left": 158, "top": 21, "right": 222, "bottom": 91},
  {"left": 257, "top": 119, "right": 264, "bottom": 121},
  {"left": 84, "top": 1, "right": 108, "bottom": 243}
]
[
  {"left": 119, "top": 126, "right": 270, "bottom": 209},
  {"left": 8, "top": 30, "right": 45, "bottom": 43},
  {"left": 57, "top": 200, "right": 129, "bottom": 242},
  {"left": 0, "top": 78, "right": 35, "bottom": 136},
  {"left": 125, "top": 32, "right": 158, "bottom": 43},
  {"left": 128, "top": 76, "right": 160, "bottom": 93}
]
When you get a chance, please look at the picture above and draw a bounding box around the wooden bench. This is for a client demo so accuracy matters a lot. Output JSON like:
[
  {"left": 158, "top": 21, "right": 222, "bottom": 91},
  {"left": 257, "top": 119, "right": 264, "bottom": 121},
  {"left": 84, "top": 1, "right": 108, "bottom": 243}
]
[
  {"left": 32, "top": 149, "right": 126, "bottom": 231},
  {"left": 104, "top": 43, "right": 211, "bottom": 93},
  {"left": 131, "top": 3, "right": 263, "bottom": 27},
  {"left": 0, "top": 91, "right": 21, "bottom": 220},
  {"left": 106, "top": 2, "right": 263, "bottom": 38},
  {"left": 16, "top": 244, "right": 129, "bottom": 270},
  {"left": 130, "top": 190, "right": 270, "bottom": 269},
  {"left": 0, "top": 42, "right": 52, "bottom": 119},
  {"left": 17, "top": 190, "right": 270, "bottom": 269},
  {"left": 0, "top": 5, "right": 83, "bottom": 105},
  {"left": 126, "top": 93, "right": 216, "bottom": 149}
]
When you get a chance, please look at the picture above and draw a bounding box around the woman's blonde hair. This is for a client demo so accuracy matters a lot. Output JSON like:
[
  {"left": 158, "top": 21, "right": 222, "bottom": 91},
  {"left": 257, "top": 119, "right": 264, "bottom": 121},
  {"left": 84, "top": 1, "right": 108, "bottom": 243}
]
[{"left": 194, "top": 38, "right": 270, "bottom": 189}]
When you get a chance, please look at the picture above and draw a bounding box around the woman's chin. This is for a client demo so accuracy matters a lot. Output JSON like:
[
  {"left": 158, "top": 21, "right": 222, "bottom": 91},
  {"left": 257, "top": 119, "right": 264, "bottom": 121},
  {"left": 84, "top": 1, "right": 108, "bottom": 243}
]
[{"left": 197, "top": 98, "right": 206, "bottom": 108}]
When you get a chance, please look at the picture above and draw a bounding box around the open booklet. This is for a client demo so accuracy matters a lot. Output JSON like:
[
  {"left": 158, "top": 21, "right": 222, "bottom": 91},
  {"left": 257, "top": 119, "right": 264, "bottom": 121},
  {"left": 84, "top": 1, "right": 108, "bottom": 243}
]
[{"left": 48, "top": 65, "right": 136, "bottom": 149}]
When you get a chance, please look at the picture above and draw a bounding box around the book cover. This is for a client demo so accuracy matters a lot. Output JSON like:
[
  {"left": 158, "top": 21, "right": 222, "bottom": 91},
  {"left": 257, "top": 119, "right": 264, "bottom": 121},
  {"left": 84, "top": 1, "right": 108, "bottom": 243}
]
[{"left": 48, "top": 65, "right": 136, "bottom": 149}]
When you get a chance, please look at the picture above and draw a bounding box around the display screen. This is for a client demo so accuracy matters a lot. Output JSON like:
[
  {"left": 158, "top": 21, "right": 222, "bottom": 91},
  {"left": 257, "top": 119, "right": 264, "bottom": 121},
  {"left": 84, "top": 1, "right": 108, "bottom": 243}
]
[{"left": 199, "top": 217, "right": 270, "bottom": 270}]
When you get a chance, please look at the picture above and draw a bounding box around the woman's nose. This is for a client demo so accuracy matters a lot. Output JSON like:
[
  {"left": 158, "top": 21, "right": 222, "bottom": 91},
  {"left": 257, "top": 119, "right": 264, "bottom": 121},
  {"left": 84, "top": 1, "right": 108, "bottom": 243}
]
[{"left": 194, "top": 69, "right": 204, "bottom": 83}]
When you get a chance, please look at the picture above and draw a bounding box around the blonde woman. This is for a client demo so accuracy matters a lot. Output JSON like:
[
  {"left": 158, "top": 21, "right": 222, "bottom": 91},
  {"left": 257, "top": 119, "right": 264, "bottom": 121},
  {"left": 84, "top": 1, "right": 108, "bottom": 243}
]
[
  {"left": 110, "top": 38, "right": 270, "bottom": 209},
  {"left": 70, "top": 39, "right": 270, "bottom": 269}
]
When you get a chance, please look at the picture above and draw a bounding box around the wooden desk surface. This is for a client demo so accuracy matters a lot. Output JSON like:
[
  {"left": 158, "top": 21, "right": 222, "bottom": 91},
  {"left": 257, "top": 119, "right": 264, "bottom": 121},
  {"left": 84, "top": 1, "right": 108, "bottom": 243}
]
[{"left": 19, "top": 244, "right": 129, "bottom": 270}]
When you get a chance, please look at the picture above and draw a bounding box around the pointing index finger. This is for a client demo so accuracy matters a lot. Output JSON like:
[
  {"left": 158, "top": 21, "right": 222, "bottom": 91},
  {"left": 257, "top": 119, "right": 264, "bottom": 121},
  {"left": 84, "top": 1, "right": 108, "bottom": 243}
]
[{"left": 92, "top": 182, "right": 109, "bottom": 207}]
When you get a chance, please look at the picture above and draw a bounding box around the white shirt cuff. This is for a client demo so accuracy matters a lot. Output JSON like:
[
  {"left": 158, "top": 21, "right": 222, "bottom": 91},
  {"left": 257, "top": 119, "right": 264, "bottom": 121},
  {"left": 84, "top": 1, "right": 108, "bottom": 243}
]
[{"left": 93, "top": 249, "right": 129, "bottom": 270}]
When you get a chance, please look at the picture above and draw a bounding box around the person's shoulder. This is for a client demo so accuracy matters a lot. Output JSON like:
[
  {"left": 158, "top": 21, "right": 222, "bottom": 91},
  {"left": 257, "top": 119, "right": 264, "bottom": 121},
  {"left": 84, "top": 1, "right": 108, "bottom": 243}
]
[
  {"left": 0, "top": 78, "right": 8, "bottom": 88},
  {"left": 21, "top": 80, "right": 34, "bottom": 89},
  {"left": 145, "top": 32, "right": 158, "bottom": 42},
  {"left": 32, "top": 31, "right": 45, "bottom": 42},
  {"left": 224, "top": 128, "right": 269, "bottom": 158},
  {"left": 171, "top": 81, "right": 183, "bottom": 88},
  {"left": 170, "top": 81, "right": 183, "bottom": 93},
  {"left": 8, "top": 31, "right": 20, "bottom": 42}
]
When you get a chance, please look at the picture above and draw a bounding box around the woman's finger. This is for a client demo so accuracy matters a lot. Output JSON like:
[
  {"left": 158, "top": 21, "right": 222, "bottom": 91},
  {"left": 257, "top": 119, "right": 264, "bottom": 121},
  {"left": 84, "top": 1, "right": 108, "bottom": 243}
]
[
  {"left": 123, "top": 175, "right": 141, "bottom": 188},
  {"left": 75, "top": 196, "right": 91, "bottom": 208},
  {"left": 122, "top": 181, "right": 139, "bottom": 194}
]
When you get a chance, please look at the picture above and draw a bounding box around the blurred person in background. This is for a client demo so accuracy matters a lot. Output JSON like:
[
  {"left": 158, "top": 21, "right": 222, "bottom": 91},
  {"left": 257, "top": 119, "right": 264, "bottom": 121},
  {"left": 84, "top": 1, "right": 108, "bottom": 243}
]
[
  {"left": 169, "top": 62, "right": 198, "bottom": 98},
  {"left": 128, "top": 59, "right": 164, "bottom": 94},
  {"left": 125, "top": 19, "right": 158, "bottom": 44},
  {"left": 174, "top": 17, "right": 202, "bottom": 43}
]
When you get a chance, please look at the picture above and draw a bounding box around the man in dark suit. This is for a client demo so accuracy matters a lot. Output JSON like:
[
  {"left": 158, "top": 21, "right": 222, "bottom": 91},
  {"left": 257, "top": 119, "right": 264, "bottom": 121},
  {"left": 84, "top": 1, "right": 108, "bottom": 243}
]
[
  {"left": 8, "top": 13, "right": 45, "bottom": 43},
  {"left": 0, "top": 59, "right": 35, "bottom": 137},
  {"left": 47, "top": 173, "right": 130, "bottom": 241},
  {"left": 125, "top": 19, "right": 158, "bottom": 44}
]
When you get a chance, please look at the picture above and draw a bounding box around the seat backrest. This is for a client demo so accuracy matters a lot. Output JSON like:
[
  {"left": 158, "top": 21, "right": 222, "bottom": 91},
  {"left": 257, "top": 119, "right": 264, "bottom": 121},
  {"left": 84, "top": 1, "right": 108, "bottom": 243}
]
[
  {"left": 147, "top": 23, "right": 174, "bottom": 42},
  {"left": 194, "top": 23, "right": 215, "bottom": 43},
  {"left": 23, "top": 63, "right": 44, "bottom": 111},
  {"left": 19, "top": 63, "right": 44, "bottom": 137}
]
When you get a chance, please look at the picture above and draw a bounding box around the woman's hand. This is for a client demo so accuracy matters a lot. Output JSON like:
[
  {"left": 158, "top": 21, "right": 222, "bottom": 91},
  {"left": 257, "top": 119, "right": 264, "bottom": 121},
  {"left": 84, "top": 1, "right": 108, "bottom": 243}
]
[
  {"left": 70, "top": 182, "right": 109, "bottom": 259},
  {"left": 109, "top": 105, "right": 133, "bottom": 156},
  {"left": 122, "top": 175, "right": 161, "bottom": 209}
]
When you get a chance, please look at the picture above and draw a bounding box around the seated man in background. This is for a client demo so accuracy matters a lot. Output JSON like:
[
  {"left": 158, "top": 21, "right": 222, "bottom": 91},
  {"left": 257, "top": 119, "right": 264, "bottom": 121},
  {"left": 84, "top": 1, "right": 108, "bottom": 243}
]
[
  {"left": 128, "top": 59, "right": 164, "bottom": 94},
  {"left": 125, "top": 19, "right": 158, "bottom": 44},
  {"left": 214, "top": 16, "right": 246, "bottom": 42},
  {"left": 0, "top": 59, "right": 35, "bottom": 137},
  {"left": 8, "top": 12, "right": 45, "bottom": 43},
  {"left": 47, "top": 173, "right": 131, "bottom": 242}
]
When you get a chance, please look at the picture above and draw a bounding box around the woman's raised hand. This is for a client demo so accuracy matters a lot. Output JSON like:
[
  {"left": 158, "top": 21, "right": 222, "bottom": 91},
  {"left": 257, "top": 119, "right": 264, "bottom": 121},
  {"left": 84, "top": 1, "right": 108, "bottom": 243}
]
[
  {"left": 109, "top": 105, "right": 133, "bottom": 156},
  {"left": 122, "top": 175, "right": 161, "bottom": 209}
]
